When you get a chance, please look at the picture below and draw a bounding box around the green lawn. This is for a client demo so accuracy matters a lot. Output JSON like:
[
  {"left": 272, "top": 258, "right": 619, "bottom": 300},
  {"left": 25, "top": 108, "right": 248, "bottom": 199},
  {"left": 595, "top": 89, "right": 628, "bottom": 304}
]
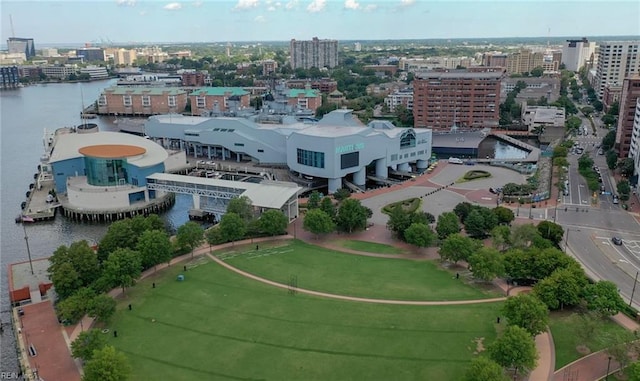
[
  {"left": 107, "top": 257, "right": 502, "bottom": 381},
  {"left": 218, "top": 240, "right": 500, "bottom": 301},
  {"left": 336, "top": 239, "right": 405, "bottom": 254},
  {"left": 549, "top": 311, "right": 629, "bottom": 369}
]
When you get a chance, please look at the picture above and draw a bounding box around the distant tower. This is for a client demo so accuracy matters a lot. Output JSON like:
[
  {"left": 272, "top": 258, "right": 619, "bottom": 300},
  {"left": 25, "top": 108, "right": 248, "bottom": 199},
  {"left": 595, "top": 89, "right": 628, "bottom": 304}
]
[
  {"left": 226, "top": 42, "right": 231, "bottom": 57},
  {"left": 354, "top": 42, "right": 361, "bottom": 52}
]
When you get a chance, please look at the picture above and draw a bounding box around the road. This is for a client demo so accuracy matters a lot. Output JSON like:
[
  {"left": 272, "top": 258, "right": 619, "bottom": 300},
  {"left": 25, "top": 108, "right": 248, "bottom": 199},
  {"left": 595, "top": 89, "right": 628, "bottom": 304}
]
[{"left": 558, "top": 111, "right": 640, "bottom": 308}]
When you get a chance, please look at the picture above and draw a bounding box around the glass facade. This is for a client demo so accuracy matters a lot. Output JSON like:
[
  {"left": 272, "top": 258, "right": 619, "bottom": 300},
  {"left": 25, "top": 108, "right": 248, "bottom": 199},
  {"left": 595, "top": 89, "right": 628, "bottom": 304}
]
[
  {"left": 400, "top": 130, "right": 416, "bottom": 149},
  {"left": 84, "top": 157, "right": 128, "bottom": 186},
  {"left": 297, "top": 148, "right": 325, "bottom": 168}
]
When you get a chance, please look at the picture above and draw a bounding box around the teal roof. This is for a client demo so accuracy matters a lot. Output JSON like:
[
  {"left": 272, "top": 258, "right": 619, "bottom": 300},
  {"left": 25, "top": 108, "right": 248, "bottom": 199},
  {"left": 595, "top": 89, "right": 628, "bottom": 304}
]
[
  {"left": 287, "top": 89, "right": 320, "bottom": 98},
  {"left": 191, "top": 87, "right": 249, "bottom": 96},
  {"left": 104, "top": 87, "right": 186, "bottom": 95}
]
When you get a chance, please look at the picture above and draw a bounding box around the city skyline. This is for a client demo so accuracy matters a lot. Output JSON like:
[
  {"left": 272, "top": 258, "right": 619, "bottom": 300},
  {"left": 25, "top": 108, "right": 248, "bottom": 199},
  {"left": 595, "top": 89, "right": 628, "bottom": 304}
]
[{"left": 1, "top": 0, "right": 639, "bottom": 46}]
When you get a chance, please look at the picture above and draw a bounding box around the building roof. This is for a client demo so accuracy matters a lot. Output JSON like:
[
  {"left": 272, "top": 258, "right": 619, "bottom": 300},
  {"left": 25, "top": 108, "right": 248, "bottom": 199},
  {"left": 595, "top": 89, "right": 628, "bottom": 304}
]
[
  {"left": 431, "top": 131, "right": 487, "bottom": 149},
  {"left": 415, "top": 71, "right": 503, "bottom": 80},
  {"left": 191, "top": 87, "right": 249, "bottom": 96},
  {"left": 49, "top": 131, "right": 168, "bottom": 166},
  {"left": 103, "top": 86, "right": 186, "bottom": 95},
  {"left": 287, "top": 88, "right": 320, "bottom": 98},
  {"left": 146, "top": 173, "right": 301, "bottom": 210}
]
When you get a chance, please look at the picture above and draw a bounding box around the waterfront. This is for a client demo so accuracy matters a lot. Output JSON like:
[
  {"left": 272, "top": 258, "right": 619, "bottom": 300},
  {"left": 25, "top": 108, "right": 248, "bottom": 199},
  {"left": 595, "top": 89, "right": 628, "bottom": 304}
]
[{"left": 0, "top": 80, "right": 192, "bottom": 372}]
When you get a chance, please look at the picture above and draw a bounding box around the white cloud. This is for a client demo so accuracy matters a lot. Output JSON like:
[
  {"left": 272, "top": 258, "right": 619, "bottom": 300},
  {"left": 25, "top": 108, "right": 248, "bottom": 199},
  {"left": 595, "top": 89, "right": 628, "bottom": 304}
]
[
  {"left": 307, "top": 0, "right": 326, "bottom": 13},
  {"left": 285, "top": 0, "right": 298, "bottom": 10},
  {"left": 163, "top": 2, "right": 182, "bottom": 10},
  {"left": 344, "top": 0, "right": 359, "bottom": 10},
  {"left": 192, "top": 1, "right": 203, "bottom": 7},
  {"left": 234, "top": 0, "right": 259, "bottom": 10},
  {"left": 399, "top": 0, "right": 415, "bottom": 7},
  {"left": 116, "top": 0, "right": 136, "bottom": 6},
  {"left": 267, "top": 6, "right": 276, "bottom": 11},
  {"left": 254, "top": 15, "right": 266, "bottom": 23},
  {"left": 363, "top": 4, "right": 377, "bottom": 11}
]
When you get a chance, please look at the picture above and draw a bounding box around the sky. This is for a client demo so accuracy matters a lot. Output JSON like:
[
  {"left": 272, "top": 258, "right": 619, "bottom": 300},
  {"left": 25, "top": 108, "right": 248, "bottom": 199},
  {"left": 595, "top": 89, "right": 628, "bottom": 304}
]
[{"left": 1, "top": 0, "right": 639, "bottom": 45}]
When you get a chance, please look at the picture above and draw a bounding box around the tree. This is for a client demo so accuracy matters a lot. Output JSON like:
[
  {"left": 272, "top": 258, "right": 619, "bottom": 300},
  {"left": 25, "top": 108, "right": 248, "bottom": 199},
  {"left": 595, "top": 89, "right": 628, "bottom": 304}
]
[
  {"left": 227, "top": 196, "right": 254, "bottom": 221},
  {"left": 82, "top": 345, "right": 131, "bottom": 381},
  {"left": 136, "top": 230, "right": 172, "bottom": 270},
  {"left": 56, "top": 287, "right": 95, "bottom": 323},
  {"left": 205, "top": 227, "right": 225, "bottom": 246},
  {"left": 436, "top": 211, "right": 461, "bottom": 240},
  {"left": 602, "top": 130, "right": 616, "bottom": 150},
  {"left": 617, "top": 179, "right": 631, "bottom": 202},
  {"left": 102, "top": 248, "right": 142, "bottom": 294},
  {"left": 439, "top": 234, "right": 482, "bottom": 264},
  {"left": 468, "top": 247, "right": 504, "bottom": 281},
  {"left": 583, "top": 280, "right": 626, "bottom": 316},
  {"left": 620, "top": 158, "right": 635, "bottom": 178},
  {"left": 502, "top": 294, "right": 549, "bottom": 336},
  {"left": 606, "top": 149, "right": 618, "bottom": 170},
  {"left": 603, "top": 330, "right": 638, "bottom": 376},
  {"left": 464, "top": 208, "right": 488, "bottom": 238},
  {"left": 463, "top": 356, "right": 509, "bottom": 381},
  {"left": 537, "top": 221, "right": 564, "bottom": 246},
  {"left": 491, "top": 225, "right": 512, "bottom": 252},
  {"left": 453, "top": 202, "right": 474, "bottom": 222},
  {"left": 492, "top": 206, "right": 514, "bottom": 225},
  {"left": 176, "top": 221, "right": 204, "bottom": 258},
  {"left": 510, "top": 224, "right": 542, "bottom": 249},
  {"left": 219, "top": 212, "right": 247, "bottom": 244},
  {"left": 572, "top": 312, "right": 602, "bottom": 352},
  {"left": 303, "top": 209, "right": 335, "bottom": 238},
  {"left": 87, "top": 294, "right": 116, "bottom": 323},
  {"left": 97, "top": 219, "right": 137, "bottom": 262},
  {"left": 335, "top": 198, "right": 370, "bottom": 233},
  {"left": 488, "top": 326, "right": 538, "bottom": 377},
  {"left": 258, "top": 210, "right": 288, "bottom": 236},
  {"left": 71, "top": 329, "right": 107, "bottom": 362},
  {"left": 386, "top": 207, "right": 412, "bottom": 238},
  {"left": 404, "top": 223, "right": 435, "bottom": 248},
  {"left": 49, "top": 261, "right": 82, "bottom": 300},
  {"left": 333, "top": 188, "right": 351, "bottom": 202},
  {"left": 530, "top": 66, "right": 544, "bottom": 77},
  {"left": 627, "top": 361, "right": 640, "bottom": 381},
  {"left": 565, "top": 116, "right": 582, "bottom": 131},
  {"left": 533, "top": 267, "right": 584, "bottom": 310},
  {"left": 319, "top": 197, "right": 336, "bottom": 220},
  {"left": 306, "top": 191, "right": 322, "bottom": 210}
]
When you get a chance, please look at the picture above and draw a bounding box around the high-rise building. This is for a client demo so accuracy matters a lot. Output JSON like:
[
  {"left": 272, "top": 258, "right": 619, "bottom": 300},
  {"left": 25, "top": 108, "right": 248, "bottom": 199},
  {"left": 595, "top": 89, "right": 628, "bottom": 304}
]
[
  {"left": 616, "top": 76, "right": 640, "bottom": 159},
  {"left": 0, "top": 66, "right": 20, "bottom": 89},
  {"left": 290, "top": 37, "right": 338, "bottom": 70},
  {"left": 506, "top": 49, "right": 544, "bottom": 75},
  {"left": 76, "top": 47, "right": 106, "bottom": 62},
  {"left": 628, "top": 97, "right": 640, "bottom": 189},
  {"left": 562, "top": 38, "right": 596, "bottom": 72},
  {"left": 594, "top": 41, "right": 640, "bottom": 99},
  {"left": 7, "top": 37, "right": 36, "bottom": 59},
  {"left": 412, "top": 69, "right": 504, "bottom": 130}
]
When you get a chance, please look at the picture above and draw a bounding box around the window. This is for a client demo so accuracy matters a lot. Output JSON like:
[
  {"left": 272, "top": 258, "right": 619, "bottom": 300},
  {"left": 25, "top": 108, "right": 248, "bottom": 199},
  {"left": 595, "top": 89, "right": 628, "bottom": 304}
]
[
  {"left": 390, "top": 154, "right": 398, "bottom": 161},
  {"left": 297, "top": 148, "right": 325, "bottom": 168},
  {"left": 257, "top": 149, "right": 264, "bottom": 153},
  {"left": 234, "top": 143, "right": 244, "bottom": 147},
  {"left": 123, "top": 95, "right": 132, "bottom": 107},
  {"left": 142, "top": 96, "right": 150, "bottom": 107},
  {"left": 400, "top": 129, "right": 416, "bottom": 149},
  {"left": 196, "top": 96, "right": 206, "bottom": 108},
  {"left": 168, "top": 95, "right": 176, "bottom": 107},
  {"left": 98, "top": 95, "right": 107, "bottom": 106},
  {"left": 340, "top": 152, "right": 359, "bottom": 169}
]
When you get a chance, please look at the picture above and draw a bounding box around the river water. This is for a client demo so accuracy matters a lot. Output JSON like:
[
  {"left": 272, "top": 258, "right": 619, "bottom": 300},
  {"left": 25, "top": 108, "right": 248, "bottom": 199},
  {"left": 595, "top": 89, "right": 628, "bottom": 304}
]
[{"left": 0, "top": 80, "right": 192, "bottom": 372}]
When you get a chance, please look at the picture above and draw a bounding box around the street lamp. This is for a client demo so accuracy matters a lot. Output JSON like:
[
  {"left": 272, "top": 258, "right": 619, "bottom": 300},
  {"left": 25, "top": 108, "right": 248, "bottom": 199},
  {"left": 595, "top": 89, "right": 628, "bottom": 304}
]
[
  {"left": 631, "top": 271, "right": 639, "bottom": 307},
  {"left": 605, "top": 356, "right": 612, "bottom": 380}
]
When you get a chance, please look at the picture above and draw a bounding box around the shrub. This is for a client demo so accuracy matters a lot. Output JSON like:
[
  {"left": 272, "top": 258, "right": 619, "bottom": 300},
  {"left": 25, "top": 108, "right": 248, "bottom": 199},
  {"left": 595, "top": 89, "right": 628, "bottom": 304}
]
[
  {"left": 463, "top": 170, "right": 491, "bottom": 180},
  {"left": 382, "top": 198, "right": 421, "bottom": 215}
]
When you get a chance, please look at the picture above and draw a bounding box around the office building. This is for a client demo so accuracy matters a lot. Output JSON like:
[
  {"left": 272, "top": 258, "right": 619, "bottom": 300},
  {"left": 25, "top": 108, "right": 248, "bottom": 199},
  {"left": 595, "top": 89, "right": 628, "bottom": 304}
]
[
  {"left": 616, "top": 76, "right": 640, "bottom": 158},
  {"left": 0, "top": 66, "right": 20, "bottom": 89},
  {"left": 385, "top": 89, "right": 414, "bottom": 112},
  {"left": 7, "top": 37, "right": 36, "bottom": 60},
  {"left": 594, "top": 41, "right": 640, "bottom": 99},
  {"left": 413, "top": 70, "right": 503, "bottom": 129},
  {"left": 40, "top": 48, "right": 59, "bottom": 57},
  {"left": 562, "top": 38, "right": 596, "bottom": 72},
  {"left": 290, "top": 37, "right": 338, "bottom": 70},
  {"left": 629, "top": 98, "right": 640, "bottom": 192},
  {"left": 76, "top": 47, "right": 106, "bottom": 62},
  {"left": 79, "top": 65, "right": 109, "bottom": 80},
  {"left": 506, "top": 49, "right": 544, "bottom": 75},
  {"left": 97, "top": 87, "right": 188, "bottom": 116}
]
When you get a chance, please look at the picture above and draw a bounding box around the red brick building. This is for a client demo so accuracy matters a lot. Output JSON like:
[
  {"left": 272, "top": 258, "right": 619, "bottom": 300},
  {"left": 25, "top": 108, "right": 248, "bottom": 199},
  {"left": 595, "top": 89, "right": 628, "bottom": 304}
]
[
  {"left": 412, "top": 70, "right": 504, "bottom": 129},
  {"left": 181, "top": 71, "right": 207, "bottom": 87},
  {"left": 97, "top": 87, "right": 188, "bottom": 116},
  {"left": 287, "top": 88, "right": 322, "bottom": 113},
  {"left": 285, "top": 79, "right": 338, "bottom": 93},
  {"left": 189, "top": 87, "right": 250, "bottom": 115},
  {"left": 616, "top": 76, "right": 640, "bottom": 158}
]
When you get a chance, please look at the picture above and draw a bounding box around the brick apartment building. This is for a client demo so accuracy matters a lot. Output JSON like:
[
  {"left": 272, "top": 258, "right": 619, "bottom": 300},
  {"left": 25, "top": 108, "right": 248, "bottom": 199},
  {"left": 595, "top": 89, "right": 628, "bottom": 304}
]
[
  {"left": 616, "top": 76, "right": 640, "bottom": 158},
  {"left": 287, "top": 88, "right": 322, "bottom": 113},
  {"left": 97, "top": 87, "right": 188, "bottom": 116},
  {"left": 285, "top": 79, "right": 338, "bottom": 93},
  {"left": 189, "top": 87, "right": 250, "bottom": 115},
  {"left": 413, "top": 69, "right": 504, "bottom": 129},
  {"left": 181, "top": 71, "right": 207, "bottom": 87}
]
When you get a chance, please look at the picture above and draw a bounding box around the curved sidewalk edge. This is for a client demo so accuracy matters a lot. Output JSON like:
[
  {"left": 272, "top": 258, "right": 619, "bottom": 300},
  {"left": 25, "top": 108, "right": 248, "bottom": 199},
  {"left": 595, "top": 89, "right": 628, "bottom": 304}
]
[
  {"left": 207, "top": 252, "right": 506, "bottom": 305},
  {"left": 527, "top": 329, "right": 555, "bottom": 381}
]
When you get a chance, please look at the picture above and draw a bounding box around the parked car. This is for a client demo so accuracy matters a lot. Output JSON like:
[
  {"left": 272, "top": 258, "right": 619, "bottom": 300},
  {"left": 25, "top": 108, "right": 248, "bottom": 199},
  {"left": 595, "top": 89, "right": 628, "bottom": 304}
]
[
  {"left": 612, "top": 195, "right": 619, "bottom": 204},
  {"left": 598, "top": 149, "right": 604, "bottom": 155},
  {"left": 612, "top": 236, "right": 623, "bottom": 246}
]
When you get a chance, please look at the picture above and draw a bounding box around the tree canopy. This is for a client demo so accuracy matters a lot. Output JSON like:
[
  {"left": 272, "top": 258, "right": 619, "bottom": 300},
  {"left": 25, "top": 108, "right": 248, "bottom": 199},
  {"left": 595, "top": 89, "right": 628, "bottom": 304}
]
[
  {"left": 439, "top": 234, "right": 482, "bottom": 264},
  {"left": 71, "top": 329, "right": 107, "bottom": 362},
  {"left": 102, "top": 248, "right": 142, "bottom": 294},
  {"left": 303, "top": 209, "right": 335, "bottom": 237},
  {"left": 82, "top": 345, "right": 131, "bottom": 381},
  {"left": 488, "top": 326, "right": 538, "bottom": 376},
  {"left": 176, "top": 221, "right": 205, "bottom": 257},
  {"left": 464, "top": 356, "right": 509, "bottom": 381},
  {"left": 502, "top": 294, "right": 549, "bottom": 336},
  {"left": 335, "top": 198, "right": 370, "bottom": 233},
  {"left": 219, "top": 212, "right": 248, "bottom": 243}
]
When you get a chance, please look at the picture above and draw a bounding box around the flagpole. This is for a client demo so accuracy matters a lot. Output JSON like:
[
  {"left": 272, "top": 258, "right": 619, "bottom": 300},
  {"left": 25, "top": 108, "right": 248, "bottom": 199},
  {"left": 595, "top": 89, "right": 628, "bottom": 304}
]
[{"left": 23, "top": 223, "right": 34, "bottom": 275}]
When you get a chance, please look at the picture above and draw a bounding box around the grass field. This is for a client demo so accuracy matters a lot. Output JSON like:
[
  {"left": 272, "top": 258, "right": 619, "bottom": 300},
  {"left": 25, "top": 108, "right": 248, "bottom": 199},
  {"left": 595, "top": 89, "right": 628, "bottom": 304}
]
[
  {"left": 107, "top": 257, "right": 503, "bottom": 381},
  {"left": 336, "top": 239, "right": 405, "bottom": 255},
  {"left": 219, "top": 240, "right": 499, "bottom": 301},
  {"left": 549, "top": 311, "right": 629, "bottom": 369}
]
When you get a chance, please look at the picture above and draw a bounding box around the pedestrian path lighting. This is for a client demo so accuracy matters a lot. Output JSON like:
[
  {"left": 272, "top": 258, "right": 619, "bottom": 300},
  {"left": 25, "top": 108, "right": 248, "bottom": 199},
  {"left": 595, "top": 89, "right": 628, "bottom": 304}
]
[{"left": 606, "top": 356, "right": 612, "bottom": 380}]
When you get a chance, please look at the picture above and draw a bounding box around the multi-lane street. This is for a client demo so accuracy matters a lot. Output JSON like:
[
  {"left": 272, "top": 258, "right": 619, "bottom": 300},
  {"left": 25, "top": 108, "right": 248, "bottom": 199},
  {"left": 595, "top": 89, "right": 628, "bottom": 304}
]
[{"left": 558, "top": 111, "right": 640, "bottom": 308}]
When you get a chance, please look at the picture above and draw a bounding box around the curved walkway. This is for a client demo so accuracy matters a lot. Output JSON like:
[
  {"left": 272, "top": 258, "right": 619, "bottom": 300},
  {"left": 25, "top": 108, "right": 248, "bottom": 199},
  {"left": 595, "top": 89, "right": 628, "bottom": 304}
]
[{"left": 207, "top": 252, "right": 506, "bottom": 305}]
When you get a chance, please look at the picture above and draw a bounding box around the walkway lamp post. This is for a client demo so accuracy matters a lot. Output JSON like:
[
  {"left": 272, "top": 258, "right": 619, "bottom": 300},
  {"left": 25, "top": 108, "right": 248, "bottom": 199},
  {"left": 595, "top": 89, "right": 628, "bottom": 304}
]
[
  {"left": 631, "top": 271, "right": 639, "bottom": 307},
  {"left": 605, "top": 356, "right": 612, "bottom": 380}
]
